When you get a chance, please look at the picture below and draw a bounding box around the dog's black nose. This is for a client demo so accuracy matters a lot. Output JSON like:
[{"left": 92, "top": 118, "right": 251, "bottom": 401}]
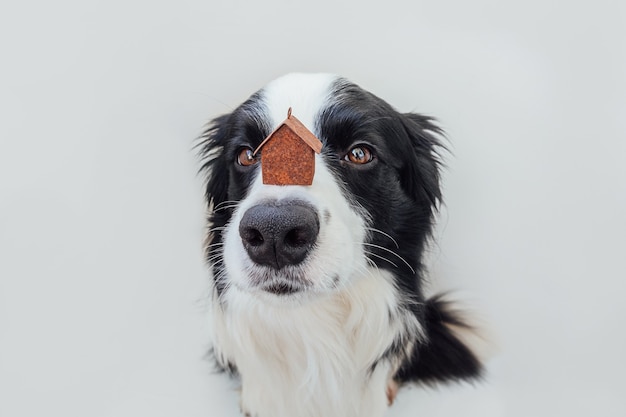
[{"left": 239, "top": 201, "right": 319, "bottom": 269}]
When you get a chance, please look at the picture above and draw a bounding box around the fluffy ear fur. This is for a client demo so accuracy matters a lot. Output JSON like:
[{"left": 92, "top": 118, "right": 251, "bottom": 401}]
[
  {"left": 395, "top": 296, "right": 484, "bottom": 385},
  {"left": 199, "top": 114, "right": 232, "bottom": 213},
  {"left": 399, "top": 113, "right": 444, "bottom": 212}
]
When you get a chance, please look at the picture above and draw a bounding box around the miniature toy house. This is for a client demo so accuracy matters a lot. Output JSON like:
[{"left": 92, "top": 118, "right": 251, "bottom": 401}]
[{"left": 254, "top": 109, "right": 323, "bottom": 186}]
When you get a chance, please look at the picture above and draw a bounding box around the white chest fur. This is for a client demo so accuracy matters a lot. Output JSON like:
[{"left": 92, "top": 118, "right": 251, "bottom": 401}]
[{"left": 212, "top": 270, "right": 420, "bottom": 417}]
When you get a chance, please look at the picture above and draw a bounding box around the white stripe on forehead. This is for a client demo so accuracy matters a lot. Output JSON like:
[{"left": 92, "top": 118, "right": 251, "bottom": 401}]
[{"left": 261, "top": 73, "right": 339, "bottom": 135}]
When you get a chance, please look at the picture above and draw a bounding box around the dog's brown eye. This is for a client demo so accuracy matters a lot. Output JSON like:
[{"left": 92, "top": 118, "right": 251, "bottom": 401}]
[
  {"left": 345, "top": 146, "right": 373, "bottom": 164},
  {"left": 237, "top": 148, "right": 259, "bottom": 166}
]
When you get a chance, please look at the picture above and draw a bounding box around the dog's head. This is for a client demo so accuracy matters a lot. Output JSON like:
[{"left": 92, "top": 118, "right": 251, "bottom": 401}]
[{"left": 199, "top": 73, "right": 443, "bottom": 303}]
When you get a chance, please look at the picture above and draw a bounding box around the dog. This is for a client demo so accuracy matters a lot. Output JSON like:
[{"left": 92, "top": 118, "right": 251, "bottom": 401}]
[{"left": 198, "top": 73, "right": 483, "bottom": 417}]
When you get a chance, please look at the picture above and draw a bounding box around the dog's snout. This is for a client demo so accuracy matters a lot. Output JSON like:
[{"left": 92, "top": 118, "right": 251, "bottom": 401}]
[{"left": 239, "top": 202, "right": 319, "bottom": 269}]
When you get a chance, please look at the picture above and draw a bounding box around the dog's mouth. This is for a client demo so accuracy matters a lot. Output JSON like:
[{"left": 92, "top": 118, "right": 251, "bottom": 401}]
[
  {"left": 247, "top": 268, "right": 309, "bottom": 296},
  {"left": 261, "top": 281, "right": 302, "bottom": 295}
]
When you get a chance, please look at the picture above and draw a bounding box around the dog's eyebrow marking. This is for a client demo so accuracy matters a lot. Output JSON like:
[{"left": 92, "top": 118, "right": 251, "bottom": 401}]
[{"left": 324, "top": 209, "right": 331, "bottom": 222}]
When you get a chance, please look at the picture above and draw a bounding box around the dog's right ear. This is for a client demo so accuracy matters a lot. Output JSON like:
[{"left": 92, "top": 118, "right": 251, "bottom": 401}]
[
  {"left": 198, "top": 114, "right": 232, "bottom": 211},
  {"left": 197, "top": 114, "right": 235, "bottom": 297}
]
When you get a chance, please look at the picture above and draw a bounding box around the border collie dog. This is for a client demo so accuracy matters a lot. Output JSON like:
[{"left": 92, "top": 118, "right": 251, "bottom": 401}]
[{"left": 199, "top": 73, "right": 482, "bottom": 417}]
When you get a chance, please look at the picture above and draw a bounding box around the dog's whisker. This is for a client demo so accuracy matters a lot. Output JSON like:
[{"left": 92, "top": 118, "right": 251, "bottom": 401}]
[
  {"left": 364, "top": 227, "right": 400, "bottom": 249},
  {"left": 210, "top": 268, "right": 232, "bottom": 303},
  {"left": 362, "top": 243, "right": 415, "bottom": 274},
  {"left": 213, "top": 204, "right": 240, "bottom": 212},
  {"left": 206, "top": 249, "right": 224, "bottom": 257},
  {"left": 363, "top": 250, "right": 399, "bottom": 269},
  {"left": 356, "top": 253, "right": 380, "bottom": 276},
  {"left": 207, "top": 254, "right": 224, "bottom": 264},
  {"left": 205, "top": 242, "right": 225, "bottom": 249},
  {"left": 364, "top": 256, "right": 381, "bottom": 276},
  {"left": 213, "top": 200, "right": 242, "bottom": 211}
]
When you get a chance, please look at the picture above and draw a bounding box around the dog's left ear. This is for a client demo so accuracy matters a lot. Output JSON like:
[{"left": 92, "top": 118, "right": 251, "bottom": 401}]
[{"left": 398, "top": 113, "right": 444, "bottom": 211}]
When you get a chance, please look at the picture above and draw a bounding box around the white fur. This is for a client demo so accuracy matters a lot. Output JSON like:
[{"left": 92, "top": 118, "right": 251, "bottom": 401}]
[
  {"left": 213, "top": 270, "right": 418, "bottom": 417},
  {"left": 211, "top": 73, "right": 422, "bottom": 417},
  {"left": 262, "top": 72, "right": 338, "bottom": 130}
]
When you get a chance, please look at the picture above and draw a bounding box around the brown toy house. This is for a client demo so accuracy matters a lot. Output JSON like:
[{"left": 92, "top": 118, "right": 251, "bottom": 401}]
[{"left": 253, "top": 109, "right": 323, "bottom": 186}]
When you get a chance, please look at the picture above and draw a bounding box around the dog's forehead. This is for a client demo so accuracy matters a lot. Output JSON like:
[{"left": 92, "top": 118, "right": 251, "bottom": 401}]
[{"left": 260, "top": 73, "right": 339, "bottom": 133}]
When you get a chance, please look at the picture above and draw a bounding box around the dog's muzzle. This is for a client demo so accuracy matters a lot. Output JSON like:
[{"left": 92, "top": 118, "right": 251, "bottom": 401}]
[{"left": 239, "top": 200, "right": 319, "bottom": 270}]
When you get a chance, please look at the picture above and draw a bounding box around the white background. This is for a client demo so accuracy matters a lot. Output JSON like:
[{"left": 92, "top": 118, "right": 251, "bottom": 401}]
[{"left": 1, "top": 1, "right": 625, "bottom": 416}]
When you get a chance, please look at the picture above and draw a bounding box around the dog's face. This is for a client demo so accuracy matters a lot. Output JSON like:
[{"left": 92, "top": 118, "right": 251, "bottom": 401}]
[{"left": 200, "top": 73, "right": 442, "bottom": 304}]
